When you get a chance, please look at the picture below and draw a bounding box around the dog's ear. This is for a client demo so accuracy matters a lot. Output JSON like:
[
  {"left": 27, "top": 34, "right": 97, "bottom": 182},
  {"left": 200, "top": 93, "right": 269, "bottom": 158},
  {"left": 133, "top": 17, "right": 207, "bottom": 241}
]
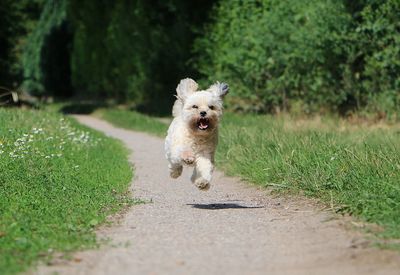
[
  {"left": 209, "top": 82, "right": 229, "bottom": 98},
  {"left": 176, "top": 78, "right": 198, "bottom": 101}
]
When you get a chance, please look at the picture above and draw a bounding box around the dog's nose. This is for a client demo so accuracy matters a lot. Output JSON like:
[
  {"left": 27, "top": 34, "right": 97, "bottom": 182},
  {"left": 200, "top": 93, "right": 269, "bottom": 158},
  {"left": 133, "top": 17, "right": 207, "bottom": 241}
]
[{"left": 200, "top": 111, "right": 207, "bottom": 117}]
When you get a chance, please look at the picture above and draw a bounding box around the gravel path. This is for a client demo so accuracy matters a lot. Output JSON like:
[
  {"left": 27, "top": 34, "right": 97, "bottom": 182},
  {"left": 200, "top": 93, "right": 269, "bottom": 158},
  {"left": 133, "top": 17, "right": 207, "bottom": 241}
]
[{"left": 32, "top": 115, "right": 400, "bottom": 275}]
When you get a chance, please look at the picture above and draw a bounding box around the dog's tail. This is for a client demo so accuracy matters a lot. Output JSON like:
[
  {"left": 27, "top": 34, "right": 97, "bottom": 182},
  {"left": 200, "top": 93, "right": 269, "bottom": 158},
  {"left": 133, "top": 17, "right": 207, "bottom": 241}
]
[{"left": 172, "top": 98, "right": 183, "bottom": 117}]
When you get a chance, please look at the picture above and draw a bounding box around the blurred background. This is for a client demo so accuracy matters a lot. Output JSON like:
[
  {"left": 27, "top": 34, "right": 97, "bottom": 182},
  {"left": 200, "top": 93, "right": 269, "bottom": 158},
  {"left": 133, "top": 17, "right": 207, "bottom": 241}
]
[{"left": 1, "top": 0, "right": 399, "bottom": 117}]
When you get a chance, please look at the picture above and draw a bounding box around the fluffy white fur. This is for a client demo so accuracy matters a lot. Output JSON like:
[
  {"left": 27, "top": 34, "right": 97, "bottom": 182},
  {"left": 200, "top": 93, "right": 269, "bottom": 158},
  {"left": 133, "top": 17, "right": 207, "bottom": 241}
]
[{"left": 165, "top": 78, "right": 229, "bottom": 190}]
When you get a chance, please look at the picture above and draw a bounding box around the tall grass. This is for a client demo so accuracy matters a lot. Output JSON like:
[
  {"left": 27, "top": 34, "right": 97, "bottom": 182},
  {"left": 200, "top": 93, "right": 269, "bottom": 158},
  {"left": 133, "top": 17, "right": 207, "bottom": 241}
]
[
  {"left": 217, "top": 113, "right": 400, "bottom": 239},
  {"left": 0, "top": 109, "right": 133, "bottom": 275}
]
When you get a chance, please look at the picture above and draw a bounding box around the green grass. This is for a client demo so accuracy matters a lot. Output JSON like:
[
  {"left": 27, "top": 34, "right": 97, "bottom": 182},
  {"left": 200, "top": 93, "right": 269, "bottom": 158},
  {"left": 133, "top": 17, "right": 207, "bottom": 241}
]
[
  {"left": 217, "top": 113, "right": 400, "bottom": 241},
  {"left": 96, "top": 108, "right": 168, "bottom": 137},
  {"left": 98, "top": 109, "right": 400, "bottom": 243},
  {"left": 0, "top": 108, "right": 133, "bottom": 275}
]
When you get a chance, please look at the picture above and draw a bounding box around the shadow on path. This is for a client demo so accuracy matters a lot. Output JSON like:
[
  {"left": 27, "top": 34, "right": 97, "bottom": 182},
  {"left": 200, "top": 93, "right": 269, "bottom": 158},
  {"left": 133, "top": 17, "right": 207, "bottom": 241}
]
[{"left": 187, "top": 203, "right": 264, "bottom": 210}]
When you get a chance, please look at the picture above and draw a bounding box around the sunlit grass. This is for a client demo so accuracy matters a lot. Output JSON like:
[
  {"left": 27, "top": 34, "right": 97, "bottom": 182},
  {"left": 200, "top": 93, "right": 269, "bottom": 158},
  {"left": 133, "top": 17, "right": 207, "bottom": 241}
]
[
  {"left": 96, "top": 108, "right": 168, "bottom": 137},
  {"left": 0, "top": 108, "right": 133, "bottom": 275},
  {"left": 217, "top": 113, "right": 400, "bottom": 240}
]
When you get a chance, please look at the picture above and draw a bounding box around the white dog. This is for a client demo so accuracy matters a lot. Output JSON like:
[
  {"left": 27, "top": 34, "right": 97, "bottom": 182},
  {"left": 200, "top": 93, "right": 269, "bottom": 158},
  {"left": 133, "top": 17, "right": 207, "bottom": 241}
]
[{"left": 165, "top": 78, "right": 229, "bottom": 190}]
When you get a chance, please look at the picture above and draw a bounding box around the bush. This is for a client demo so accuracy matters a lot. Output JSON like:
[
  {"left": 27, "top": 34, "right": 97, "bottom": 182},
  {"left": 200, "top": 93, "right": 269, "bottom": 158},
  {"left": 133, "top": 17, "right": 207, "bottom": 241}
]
[
  {"left": 351, "top": 0, "right": 400, "bottom": 117},
  {"left": 194, "top": 0, "right": 351, "bottom": 112},
  {"left": 194, "top": 0, "right": 400, "bottom": 115},
  {"left": 22, "top": 0, "right": 69, "bottom": 96}
]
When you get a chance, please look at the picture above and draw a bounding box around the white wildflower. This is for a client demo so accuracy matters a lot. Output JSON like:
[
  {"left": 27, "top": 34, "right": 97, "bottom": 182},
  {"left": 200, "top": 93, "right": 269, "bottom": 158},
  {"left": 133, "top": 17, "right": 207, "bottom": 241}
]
[{"left": 32, "top": 128, "right": 43, "bottom": 134}]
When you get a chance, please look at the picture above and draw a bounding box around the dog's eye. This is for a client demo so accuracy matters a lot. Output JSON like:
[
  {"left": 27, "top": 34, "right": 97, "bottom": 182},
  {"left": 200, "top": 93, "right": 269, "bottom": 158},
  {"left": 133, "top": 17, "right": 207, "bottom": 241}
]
[
  {"left": 209, "top": 105, "right": 215, "bottom": 110},
  {"left": 192, "top": 105, "right": 198, "bottom": 109}
]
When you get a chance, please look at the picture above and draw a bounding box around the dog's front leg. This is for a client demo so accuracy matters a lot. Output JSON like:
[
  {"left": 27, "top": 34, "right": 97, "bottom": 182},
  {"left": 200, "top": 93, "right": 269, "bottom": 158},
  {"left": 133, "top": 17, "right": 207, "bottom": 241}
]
[
  {"left": 192, "top": 156, "right": 214, "bottom": 190},
  {"left": 168, "top": 146, "right": 195, "bottom": 179}
]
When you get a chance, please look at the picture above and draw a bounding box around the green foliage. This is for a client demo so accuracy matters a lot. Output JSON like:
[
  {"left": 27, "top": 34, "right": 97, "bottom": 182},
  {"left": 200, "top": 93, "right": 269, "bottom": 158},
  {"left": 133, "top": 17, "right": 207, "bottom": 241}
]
[
  {"left": 194, "top": 0, "right": 350, "bottom": 112},
  {"left": 22, "top": 0, "right": 69, "bottom": 95},
  {"left": 12, "top": 0, "right": 400, "bottom": 116},
  {"left": 68, "top": 0, "right": 213, "bottom": 114},
  {"left": 351, "top": 0, "right": 400, "bottom": 117},
  {"left": 0, "top": 0, "right": 19, "bottom": 86},
  {"left": 194, "top": 0, "right": 400, "bottom": 115},
  {"left": 19, "top": 0, "right": 212, "bottom": 113},
  {"left": 0, "top": 109, "right": 133, "bottom": 274},
  {"left": 0, "top": 0, "right": 43, "bottom": 87},
  {"left": 68, "top": 1, "right": 155, "bottom": 101}
]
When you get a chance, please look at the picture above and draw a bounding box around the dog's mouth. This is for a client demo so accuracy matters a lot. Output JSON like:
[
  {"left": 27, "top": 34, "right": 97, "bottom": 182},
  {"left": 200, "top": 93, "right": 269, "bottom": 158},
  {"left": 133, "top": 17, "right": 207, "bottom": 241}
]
[{"left": 197, "top": 117, "right": 210, "bottom": 130}]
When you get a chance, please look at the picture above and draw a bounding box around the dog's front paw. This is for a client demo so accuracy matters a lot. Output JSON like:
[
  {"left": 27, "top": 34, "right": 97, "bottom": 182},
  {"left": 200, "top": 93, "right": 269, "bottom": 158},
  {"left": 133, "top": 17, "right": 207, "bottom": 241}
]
[
  {"left": 181, "top": 150, "right": 195, "bottom": 165},
  {"left": 194, "top": 178, "right": 210, "bottom": 191}
]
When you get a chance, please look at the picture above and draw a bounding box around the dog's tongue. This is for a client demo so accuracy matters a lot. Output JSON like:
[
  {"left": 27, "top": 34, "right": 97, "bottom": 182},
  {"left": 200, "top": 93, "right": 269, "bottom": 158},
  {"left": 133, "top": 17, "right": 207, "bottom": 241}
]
[{"left": 199, "top": 119, "right": 209, "bottom": 129}]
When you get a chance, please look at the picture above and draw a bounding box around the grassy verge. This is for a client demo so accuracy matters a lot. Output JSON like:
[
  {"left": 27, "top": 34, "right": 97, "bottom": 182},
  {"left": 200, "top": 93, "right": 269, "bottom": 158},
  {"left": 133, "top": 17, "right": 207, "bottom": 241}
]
[
  {"left": 95, "top": 108, "right": 168, "bottom": 137},
  {"left": 98, "top": 109, "right": 400, "bottom": 243},
  {"left": 217, "top": 113, "right": 400, "bottom": 241},
  {"left": 0, "top": 108, "right": 133, "bottom": 275}
]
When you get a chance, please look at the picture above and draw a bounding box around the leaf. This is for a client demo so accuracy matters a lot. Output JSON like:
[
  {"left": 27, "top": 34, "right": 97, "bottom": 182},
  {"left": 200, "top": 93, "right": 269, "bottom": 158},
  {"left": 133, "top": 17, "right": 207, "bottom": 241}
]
[{"left": 89, "top": 219, "right": 99, "bottom": 227}]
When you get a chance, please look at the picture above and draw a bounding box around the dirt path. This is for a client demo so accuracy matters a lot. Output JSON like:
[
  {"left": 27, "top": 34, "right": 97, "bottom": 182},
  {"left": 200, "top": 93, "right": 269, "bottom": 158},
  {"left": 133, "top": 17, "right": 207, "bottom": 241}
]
[{"left": 32, "top": 115, "right": 400, "bottom": 275}]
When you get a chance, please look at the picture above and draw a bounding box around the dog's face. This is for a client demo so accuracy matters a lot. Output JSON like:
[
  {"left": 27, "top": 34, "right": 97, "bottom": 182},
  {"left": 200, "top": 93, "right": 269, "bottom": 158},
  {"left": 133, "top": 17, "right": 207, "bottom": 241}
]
[
  {"left": 183, "top": 92, "right": 222, "bottom": 134},
  {"left": 176, "top": 79, "right": 229, "bottom": 135}
]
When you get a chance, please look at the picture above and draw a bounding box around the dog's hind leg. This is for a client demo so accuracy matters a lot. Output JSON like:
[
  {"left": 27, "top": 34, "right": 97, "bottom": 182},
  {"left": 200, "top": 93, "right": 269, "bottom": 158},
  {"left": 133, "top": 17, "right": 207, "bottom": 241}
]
[
  {"left": 169, "top": 162, "right": 183, "bottom": 178},
  {"left": 190, "top": 166, "right": 198, "bottom": 183},
  {"left": 166, "top": 144, "right": 185, "bottom": 179}
]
